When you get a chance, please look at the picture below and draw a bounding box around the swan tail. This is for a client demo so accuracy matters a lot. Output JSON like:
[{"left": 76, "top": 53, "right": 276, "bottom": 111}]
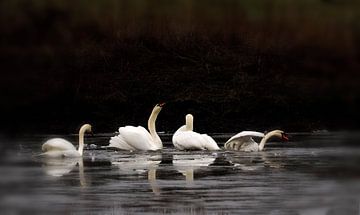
[
  {"left": 109, "top": 136, "right": 124, "bottom": 148},
  {"left": 109, "top": 135, "right": 135, "bottom": 151},
  {"left": 201, "top": 134, "right": 220, "bottom": 150}
]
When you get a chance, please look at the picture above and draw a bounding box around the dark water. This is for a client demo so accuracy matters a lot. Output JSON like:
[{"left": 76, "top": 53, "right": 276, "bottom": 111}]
[{"left": 1, "top": 133, "right": 360, "bottom": 214}]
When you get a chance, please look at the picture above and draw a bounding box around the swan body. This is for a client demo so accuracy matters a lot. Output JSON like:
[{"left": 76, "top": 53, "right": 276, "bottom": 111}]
[
  {"left": 224, "top": 130, "right": 288, "bottom": 152},
  {"left": 109, "top": 103, "right": 164, "bottom": 151},
  {"left": 41, "top": 124, "right": 92, "bottom": 158},
  {"left": 172, "top": 114, "right": 220, "bottom": 150}
]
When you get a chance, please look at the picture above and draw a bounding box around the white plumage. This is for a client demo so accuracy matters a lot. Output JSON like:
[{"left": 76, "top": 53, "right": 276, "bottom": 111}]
[
  {"left": 224, "top": 130, "right": 288, "bottom": 152},
  {"left": 172, "top": 114, "right": 220, "bottom": 150},
  {"left": 108, "top": 103, "right": 164, "bottom": 151},
  {"left": 41, "top": 124, "right": 92, "bottom": 158},
  {"left": 42, "top": 138, "right": 77, "bottom": 152},
  {"left": 109, "top": 126, "right": 159, "bottom": 151}
]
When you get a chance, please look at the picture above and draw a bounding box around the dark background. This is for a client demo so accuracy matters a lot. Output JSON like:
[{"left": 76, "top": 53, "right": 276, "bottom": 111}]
[{"left": 0, "top": 0, "right": 359, "bottom": 134}]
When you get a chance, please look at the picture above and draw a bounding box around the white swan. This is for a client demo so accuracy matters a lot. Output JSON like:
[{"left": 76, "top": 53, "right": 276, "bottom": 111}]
[
  {"left": 41, "top": 124, "right": 92, "bottom": 158},
  {"left": 108, "top": 103, "right": 164, "bottom": 151},
  {"left": 224, "top": 130, "right": 288, "bottom": 152},
  {"left": 172, "top": 114, "right": 220, "bottom": 150}
]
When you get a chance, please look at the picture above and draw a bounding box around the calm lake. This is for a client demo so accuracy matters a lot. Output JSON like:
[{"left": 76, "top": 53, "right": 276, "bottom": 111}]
[{"left": 1, "top": 132, "right": 360, "bottom": 214}]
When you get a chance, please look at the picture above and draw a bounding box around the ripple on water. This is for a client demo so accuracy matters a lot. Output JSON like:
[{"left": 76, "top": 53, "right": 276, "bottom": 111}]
[{"left": 0, "top": 133, "right": 359, "bottom": 214}]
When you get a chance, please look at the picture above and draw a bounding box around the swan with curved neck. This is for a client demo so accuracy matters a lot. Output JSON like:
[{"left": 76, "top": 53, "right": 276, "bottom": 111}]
[
  {"left": 41, "top": 124, "right": 92, "bottom": 158},
  {"left": 109, "top": 103, "right": 164, "bottom": 151},
  {"left": 224, "top": 129, "right": 288, "bottom": 152},
  {"left": 172, "top": 114, "right": 220, "bottom": 150},
  {"left": 147, "top": 104, "right": 163, "bottom": 148}
]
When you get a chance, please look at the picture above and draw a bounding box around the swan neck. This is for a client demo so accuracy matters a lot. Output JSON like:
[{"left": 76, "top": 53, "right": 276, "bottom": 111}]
[
  {"left": 258, "top": 131, "right": 275, "bottom": 151},
  {"left": 148, "top": 108, "right": 161, "bottom": 146},
  {"left": 185, "top": 118, "right": 193, "bottom": 131},
  {"left": 78, "top": 127, "right": 87, "bottom": 156}
]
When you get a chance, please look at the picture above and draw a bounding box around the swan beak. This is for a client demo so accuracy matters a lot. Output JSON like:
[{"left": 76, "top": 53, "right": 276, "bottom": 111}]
[
  {"left": 158, "top": 102, "right": 165, "bottom": 107},
  {"left": 281, "top": 133, "right": 289, "bottom": 141}
]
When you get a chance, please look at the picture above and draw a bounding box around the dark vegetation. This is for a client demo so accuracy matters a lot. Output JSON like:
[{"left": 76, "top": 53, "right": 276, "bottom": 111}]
[{"left": 0, "top": 1, "right": 359, "bottom": 134}]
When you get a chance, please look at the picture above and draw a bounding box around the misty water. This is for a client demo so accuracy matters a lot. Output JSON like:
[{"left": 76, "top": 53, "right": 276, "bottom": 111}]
[{"left": 1, "top": 133, "right": 360, "bottom": 214}]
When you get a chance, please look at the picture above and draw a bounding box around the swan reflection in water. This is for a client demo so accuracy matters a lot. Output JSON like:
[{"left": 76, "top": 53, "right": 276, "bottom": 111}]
[
  {"left": 111, "top": 153, "right": 162, "bottom": 175},
  {"left": 172, "top": 153, "right": 218, "bottom": 183},
  {"left": 110, "top": 151, "right": 234, "bottom": 194},
  {"left": 39, "top": 149, "right": 286, "bottom": 192},
  {"left": 40, "top": 152, "right": 113, "bottom": 187},
  {"left": 110, "top": 153, "right": 162, "bottom": 195},
  {"left": 40, "top": 157, "right": 87, "bottom": 187},
  {"left": 39, "top": 148, "right": 286, "bottom": 193}
]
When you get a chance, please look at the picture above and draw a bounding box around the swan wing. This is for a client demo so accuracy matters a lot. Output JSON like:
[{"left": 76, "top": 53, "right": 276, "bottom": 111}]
[
  {"left": 172, "top": 125, "right": 187, "bottom": 149},
  {"left": 225, "top": 131, "right": 264, "bottom": 144},
  {"left": 42, "top": 138, "right": 77, "bottom": 152},
  {"left": 109, "top": 134, "right": 136, "bottom": 151},
  {"left": 225, "top": 131, "right": 264, "bottom": 151},
  {"left": 201, "top": 134, "right": 220, "bottom": 150},
  {"left": 117, "top": 126, "right": 158, "bottom": 151},
  {"left": 173, "top": 131, "right": 207, "bottom": 150}
]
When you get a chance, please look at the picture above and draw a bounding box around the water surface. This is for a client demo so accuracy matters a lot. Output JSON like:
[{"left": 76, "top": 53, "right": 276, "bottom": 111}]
[{"left": 1, "top": 133, "right": 360, "bottom": 214}]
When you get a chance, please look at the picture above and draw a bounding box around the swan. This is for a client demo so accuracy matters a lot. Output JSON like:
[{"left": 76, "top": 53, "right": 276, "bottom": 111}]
[
  {"left": 172, "top": 114, "right": 220, "bottom": 150},
  {"left": 224, "top": 130, "right": 288, "bottom": 152},
  {"left": 108, "top": 103, "right": 164, "bottom": 151},
  {"left": 41, "top": 124, "right": 92, "bottom": 158}
]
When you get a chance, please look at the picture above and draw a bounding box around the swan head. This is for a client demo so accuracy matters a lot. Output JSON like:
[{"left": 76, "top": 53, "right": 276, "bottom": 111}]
[
  {"left": 266, "top": 130, "right": 288, "bottom": 141},
  {"left": 157, "top": 102, "right": 165, "bottom": 107},
  {"left": 80, "top": 124, "right": 92, "bottom": 133},
  {"left": 153, "top": 102, "right": 165, "bottom": 113},
  {"left": 185, "top": 114, "right": 193, "bottom": 131}
]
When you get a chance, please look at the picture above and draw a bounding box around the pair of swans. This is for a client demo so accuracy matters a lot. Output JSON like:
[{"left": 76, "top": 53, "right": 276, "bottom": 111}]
[
  {"left": 41, "top": 103, "right": 164, "bottom": 158},
  {"left": 41, "top": 103, "right": 288, "bottom": 157},
  {"left": 172, "top": 114, "right": 288, "bottom": 151},
  {"left": 108, "top": 103, "right": 220, "bottom": 151}
]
